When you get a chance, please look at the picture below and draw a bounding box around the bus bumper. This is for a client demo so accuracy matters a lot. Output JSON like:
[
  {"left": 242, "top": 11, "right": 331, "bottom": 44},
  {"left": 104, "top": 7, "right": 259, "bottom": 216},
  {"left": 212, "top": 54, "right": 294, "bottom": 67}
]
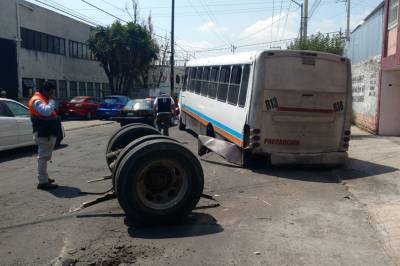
[{"left": 270, "top": 152, "right": 348, "bottom": 166}]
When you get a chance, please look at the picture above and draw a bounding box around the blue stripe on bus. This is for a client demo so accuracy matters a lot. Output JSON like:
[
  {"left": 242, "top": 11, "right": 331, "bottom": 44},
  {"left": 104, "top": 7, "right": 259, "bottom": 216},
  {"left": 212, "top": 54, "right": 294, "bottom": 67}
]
[{"left": 182, "top": 104, "right": 243, "bottom": 139}]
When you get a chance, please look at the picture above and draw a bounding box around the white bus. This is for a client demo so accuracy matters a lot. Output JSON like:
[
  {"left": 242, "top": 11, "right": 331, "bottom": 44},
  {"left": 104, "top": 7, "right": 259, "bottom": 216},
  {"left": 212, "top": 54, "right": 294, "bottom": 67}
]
[{"left": 178, "top": 50, "right": 352, "bottom": 166}]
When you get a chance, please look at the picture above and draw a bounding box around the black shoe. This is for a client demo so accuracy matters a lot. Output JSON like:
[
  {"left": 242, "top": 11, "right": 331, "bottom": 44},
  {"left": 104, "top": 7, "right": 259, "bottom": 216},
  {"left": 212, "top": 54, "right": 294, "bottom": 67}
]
[
  {"left": 48, "top": 178, "right": 55, "bottom": 184},
  {"left": 37, "top": 183, "right": 58, "bottom": 190}
]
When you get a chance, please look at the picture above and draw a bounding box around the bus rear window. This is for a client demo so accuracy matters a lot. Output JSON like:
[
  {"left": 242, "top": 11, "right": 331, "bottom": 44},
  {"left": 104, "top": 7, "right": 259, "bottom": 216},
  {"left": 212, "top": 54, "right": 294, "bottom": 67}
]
[{"left": 238, "top": 65, "right": 250, "bottom": 107}]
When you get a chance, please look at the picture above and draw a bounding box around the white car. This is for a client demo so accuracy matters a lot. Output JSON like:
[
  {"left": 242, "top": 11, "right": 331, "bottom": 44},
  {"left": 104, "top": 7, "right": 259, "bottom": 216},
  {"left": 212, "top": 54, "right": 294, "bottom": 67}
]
[{"left": 0, "top": 98, "right": 64, "bottom": 151}]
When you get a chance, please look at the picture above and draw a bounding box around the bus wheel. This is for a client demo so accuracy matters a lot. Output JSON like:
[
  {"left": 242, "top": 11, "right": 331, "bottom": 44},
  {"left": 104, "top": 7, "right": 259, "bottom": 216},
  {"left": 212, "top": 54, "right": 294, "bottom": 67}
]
[
  {"left": 198, "top": 124, "right": 214, "bottom": 156},
  {"left": 114, "top": 139, "right": 204, "bottom": 225},
  {"left": 106, "top": 124, "right": 160, "bottom": 170},
  {"left": 179, "top": 116, "right": 186, "bottom": 130}
]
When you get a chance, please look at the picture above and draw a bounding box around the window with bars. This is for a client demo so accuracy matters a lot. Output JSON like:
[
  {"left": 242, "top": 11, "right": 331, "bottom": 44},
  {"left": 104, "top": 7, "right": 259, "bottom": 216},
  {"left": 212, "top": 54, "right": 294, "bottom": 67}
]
[
  {"left": 95, "top": 83, "right": 101, "bottom": 98},
  {"left": 59, "top": 80, "right": 68, "bottom": 98},
  {"left": 70, "top": 81, "right": 78, "bottom": 97},
  {"left": 79, "top": 82, "right": 86, "bottom": 96},
  {"left": 20, "top": 27, "right": 66, "bottom": 55},
  {"left": 69, "top": 40, "right": 95, "bottom": 60},
  {"left": 87, "top": 82, "right": 94, "bottom": 96}
]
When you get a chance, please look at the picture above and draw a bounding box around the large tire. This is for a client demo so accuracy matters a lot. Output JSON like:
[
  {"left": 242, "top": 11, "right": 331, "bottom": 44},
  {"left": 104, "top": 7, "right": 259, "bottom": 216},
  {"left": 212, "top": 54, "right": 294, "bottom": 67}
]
[
  {"left": 111, "top": 134, "right": 177, "bottom": 188},
  {"left": 114, "top": 139, "right": 204, "bottom": 225},
  {"left": 106, "top": 124, "right": 160, "bottom": 170}
]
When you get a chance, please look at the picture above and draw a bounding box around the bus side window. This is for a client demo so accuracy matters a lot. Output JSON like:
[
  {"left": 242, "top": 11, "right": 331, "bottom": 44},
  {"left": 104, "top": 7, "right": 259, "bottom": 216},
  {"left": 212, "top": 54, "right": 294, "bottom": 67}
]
[
  {"left": 189, "top": 67, "right": 196, "bottom": 92},
  {"left": 201, "top": 67, "right": 210, "bottom": 96},
  {"left": 238, "top": 64, "right": 251, "bottom": 107},
  {"left": 227, "top": 65, "right": 242, "bottom": 105},
  {"left": 195, "top": 67, "right": 203, "bottom": 94},
  {"left": 208, "top": 66, "right": 219, "bottom": 99},
  {"left": 217, "top": 66, "right": 230, "bottom": 102}
]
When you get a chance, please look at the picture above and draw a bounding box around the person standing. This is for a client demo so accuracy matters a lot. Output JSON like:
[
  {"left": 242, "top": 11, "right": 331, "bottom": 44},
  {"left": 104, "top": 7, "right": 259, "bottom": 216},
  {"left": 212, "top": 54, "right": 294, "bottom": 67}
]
[
  {"left": 0, "top": 90, "right": 7, "bottom": 98},
  {"left": 28, "top": 82, "right": 61, "bottom": 190},
  {"left": 153, "top": 94, "right": 175, "bottom": 136}
]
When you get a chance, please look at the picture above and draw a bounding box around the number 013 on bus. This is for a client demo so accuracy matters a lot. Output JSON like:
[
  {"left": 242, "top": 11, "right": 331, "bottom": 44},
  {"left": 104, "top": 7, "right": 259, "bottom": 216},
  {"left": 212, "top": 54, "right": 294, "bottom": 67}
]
[{"left": 178, "top": 50, "right": 352, "bottom": 166}]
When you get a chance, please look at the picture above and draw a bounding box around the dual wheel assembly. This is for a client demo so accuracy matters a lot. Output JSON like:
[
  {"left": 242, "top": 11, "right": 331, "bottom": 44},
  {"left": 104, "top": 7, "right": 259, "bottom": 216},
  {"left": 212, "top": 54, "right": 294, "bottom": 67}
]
[{"left": 105, "top": 123, "right": 204, "bottom": 225}]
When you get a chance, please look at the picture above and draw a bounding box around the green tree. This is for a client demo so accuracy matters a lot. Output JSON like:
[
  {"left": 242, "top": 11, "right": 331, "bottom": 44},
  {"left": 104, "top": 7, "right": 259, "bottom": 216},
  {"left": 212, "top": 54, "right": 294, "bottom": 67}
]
[
  {"left": 88, "top": 21, "right": 159, "bottom": 95},
  {"left": 287, "top": 32, "right": 345, "bottom": 56}
]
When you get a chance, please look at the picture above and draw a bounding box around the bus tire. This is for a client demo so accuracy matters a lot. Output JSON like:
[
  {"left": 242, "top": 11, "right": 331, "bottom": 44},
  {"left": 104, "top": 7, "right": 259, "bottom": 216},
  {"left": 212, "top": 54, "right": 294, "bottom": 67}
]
[
  {"left": 179, "top": 116, "right": 186, "bottom": 130},
  {"left": 106, "top": 123, "right": 150, "bottom": 153},
  {"left": 106, "top": 124, "right": 160, "bottom": 170},
  {"left": 115, "top": 139, "right": 204, "bottom": 225},
  {"left": 111, "top": 135, "right": 177, "bottom": 188}
]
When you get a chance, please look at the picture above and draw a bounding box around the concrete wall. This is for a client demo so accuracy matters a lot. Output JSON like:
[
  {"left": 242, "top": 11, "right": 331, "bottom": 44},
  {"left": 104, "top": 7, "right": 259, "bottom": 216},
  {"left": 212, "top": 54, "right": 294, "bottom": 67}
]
[
  {"left": 351, "top": 56, "right": 381, "bottom": 133},
  {"left": 379, "top": 70, "right": 400, "bottom": 135},
  {"left": 0, "top": 0, "right": 17, "bottom": 41},
  {"left": 17, "top": 0, "right": 108, "bottom": 98}
]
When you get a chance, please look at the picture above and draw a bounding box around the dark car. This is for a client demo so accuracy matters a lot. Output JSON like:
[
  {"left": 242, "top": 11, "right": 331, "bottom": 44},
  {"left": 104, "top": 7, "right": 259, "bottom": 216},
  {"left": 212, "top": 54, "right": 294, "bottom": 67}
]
[
  {"left": 112, "top": 98, "right": 154, "bottom": 126},
  {"left": 58, "top": 96, "right": 99, "bottom": 120},
  {"left": 96, "top": 95, "right": 130, "bottom": 119}
]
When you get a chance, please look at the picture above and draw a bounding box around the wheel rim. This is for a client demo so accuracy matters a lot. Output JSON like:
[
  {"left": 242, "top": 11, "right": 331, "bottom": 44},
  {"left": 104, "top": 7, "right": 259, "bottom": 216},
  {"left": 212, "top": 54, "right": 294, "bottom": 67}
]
[{"left": 135, "top": 159, "right": 189, "bottom": 210}]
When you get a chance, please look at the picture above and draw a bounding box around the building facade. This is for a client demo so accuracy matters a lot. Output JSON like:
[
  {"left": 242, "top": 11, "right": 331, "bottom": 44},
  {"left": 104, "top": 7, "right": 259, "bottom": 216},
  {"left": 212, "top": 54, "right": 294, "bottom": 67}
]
[
  {"left": 347, "top": 1, "right": 400, "bottom": 135},
  {"left": 0, "top": 0, "right": 109, "bottom": 101}
]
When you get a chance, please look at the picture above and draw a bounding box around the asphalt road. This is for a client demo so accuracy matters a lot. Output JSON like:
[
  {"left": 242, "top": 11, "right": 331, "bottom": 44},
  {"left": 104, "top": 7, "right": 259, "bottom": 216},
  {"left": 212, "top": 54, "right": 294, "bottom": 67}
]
[{"left": 0, "top": 123, "right": 399, "bottom": 265}]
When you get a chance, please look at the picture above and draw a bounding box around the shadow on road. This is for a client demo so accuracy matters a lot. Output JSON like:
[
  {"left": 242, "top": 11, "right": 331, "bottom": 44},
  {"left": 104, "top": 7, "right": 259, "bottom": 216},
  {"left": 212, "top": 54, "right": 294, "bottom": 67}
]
[
  {"left": 202, "top": 153, "right": 398, "bottom": 183},
  {"left": 0, "top": 144, "right": 68, "bottom": 163},
  {"left": 340, "top": 158, "right": 399, "bottom": 180},
  {"left": 251, "top": 158, "right": 398, "bottom": 183},
  {"left": 126, "top": 212, "right": 223, "bottom": 239},
  {"left": 46, "top": 186, "right": 86, "bottom": 198},
  {"left": 0, "top": 145, "right": 36, "bottom": 163}
]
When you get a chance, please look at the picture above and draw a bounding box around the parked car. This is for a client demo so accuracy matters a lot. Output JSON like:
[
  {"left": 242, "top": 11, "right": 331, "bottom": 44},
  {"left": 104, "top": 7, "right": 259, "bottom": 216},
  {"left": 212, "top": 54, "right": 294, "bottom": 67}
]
[
  {"left": 0, "top": 98, "right": 64, "bottom": 151},
  {"left": 97, "top": 95, "right": 130, "bottom": 119},
  {"left": 112, "top": 98, "right": 154, "bottom": 126},
  {"left": 58, "top": 96, "right": 99, "bottom": 120}
]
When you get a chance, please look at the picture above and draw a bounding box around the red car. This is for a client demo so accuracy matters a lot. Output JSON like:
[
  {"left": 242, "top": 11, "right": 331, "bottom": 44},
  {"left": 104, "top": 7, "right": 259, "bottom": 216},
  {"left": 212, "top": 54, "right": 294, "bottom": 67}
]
[{"left": 59, "top": 96, "right": 99, "bottom": 120}]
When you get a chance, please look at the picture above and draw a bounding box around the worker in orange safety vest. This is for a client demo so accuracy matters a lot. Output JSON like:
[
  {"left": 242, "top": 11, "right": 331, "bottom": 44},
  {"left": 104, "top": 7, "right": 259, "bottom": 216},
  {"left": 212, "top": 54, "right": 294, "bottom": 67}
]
[{"left": 28, "top": 82, "right": 62, "bottom": 190}]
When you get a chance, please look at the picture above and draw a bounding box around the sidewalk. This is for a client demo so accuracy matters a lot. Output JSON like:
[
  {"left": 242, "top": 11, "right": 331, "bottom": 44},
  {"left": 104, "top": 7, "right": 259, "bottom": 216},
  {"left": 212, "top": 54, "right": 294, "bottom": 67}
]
[
  {"left": 346, "top": 125, "right": 400, "bottom": 263},
  {"left": 62, "top": 120, "right": 116, "bottom": 131}
]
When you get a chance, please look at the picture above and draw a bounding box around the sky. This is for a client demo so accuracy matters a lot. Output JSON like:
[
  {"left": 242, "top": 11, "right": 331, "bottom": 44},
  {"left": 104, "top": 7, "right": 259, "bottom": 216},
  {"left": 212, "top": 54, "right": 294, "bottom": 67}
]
[{"left": 26, "top": 0, "right": 381, "bottom": 60}]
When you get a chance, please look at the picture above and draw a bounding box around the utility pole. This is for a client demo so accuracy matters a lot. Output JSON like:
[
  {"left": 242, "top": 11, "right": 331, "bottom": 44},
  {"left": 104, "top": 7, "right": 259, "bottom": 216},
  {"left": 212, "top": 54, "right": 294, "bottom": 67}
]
[
  {"left": 303, "top": 0, "right": 308, "bottom": 39},
  {"left": 290, "top": 0, "right": 304, "bottom": 41},
  {"left": 346, "top": 0, "right": 351, "bottom": 40},
  {"left": 170, "top": 0, "right": 175, "bottom": 96}
]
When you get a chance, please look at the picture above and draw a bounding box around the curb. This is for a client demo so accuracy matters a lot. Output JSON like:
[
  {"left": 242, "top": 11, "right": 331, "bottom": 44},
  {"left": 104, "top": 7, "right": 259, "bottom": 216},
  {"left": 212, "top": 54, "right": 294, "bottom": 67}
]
[{"left": 64, "top": 121, "right": 116, "bottom": 132}]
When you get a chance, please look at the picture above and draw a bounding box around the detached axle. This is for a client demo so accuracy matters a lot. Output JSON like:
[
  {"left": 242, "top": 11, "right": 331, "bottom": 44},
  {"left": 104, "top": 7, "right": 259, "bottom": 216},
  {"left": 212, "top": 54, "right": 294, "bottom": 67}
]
[{"left": 80, "top": 123, "right": 205, "bottom": 225}]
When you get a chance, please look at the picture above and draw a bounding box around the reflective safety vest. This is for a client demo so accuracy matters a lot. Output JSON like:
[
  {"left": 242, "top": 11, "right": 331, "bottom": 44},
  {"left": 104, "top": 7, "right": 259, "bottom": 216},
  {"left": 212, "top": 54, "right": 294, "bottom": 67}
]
[{"left": 28, "top": 92, "right": 57, "bottom": 118}]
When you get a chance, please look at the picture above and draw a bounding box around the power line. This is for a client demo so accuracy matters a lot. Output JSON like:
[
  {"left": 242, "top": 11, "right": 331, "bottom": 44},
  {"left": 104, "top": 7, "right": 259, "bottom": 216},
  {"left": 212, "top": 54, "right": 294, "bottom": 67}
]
[
  {"left": 31, "top": 0, "right": 101, "bottom": 26},
  {"left": 199, "top": 0, "right": 232, "bottom": 44},
  {"left": 276, "top": 0, "right": 285, "bottom": 41},
  {"left": 194, "top": 37, "right": 296, "bottom": 53},
  {"left": 309, "top": 0, "right": 322, "bottom": 17},
  {"left": 186, "top": 0, "right": 231, "bottom": 47},
  {"left": 281, "top": 1, "right": 293, "bottom": 40},
  {"left": 81, "top": 0, "right": 128, "bottom": 23},
  {"left": 233, "top": 5, "right": 300, "bottom": 43}
]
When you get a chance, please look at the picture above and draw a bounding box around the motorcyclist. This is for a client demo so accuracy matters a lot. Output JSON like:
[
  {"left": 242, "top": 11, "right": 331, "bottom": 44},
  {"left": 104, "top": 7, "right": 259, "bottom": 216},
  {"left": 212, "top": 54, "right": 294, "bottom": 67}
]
[{"left": 153, "top": 93, "right": 175, "bottom": 136}]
